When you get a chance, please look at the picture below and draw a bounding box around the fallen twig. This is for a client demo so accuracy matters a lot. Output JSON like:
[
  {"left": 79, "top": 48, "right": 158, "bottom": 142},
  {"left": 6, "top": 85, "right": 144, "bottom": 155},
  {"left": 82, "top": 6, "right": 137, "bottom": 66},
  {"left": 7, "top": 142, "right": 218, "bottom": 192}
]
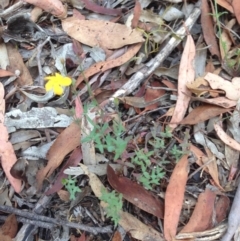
[
  {"left": 107, "top": 0, "right": 201, "bottom": 109},
  {"left": 0, "top": 204, "right": 112, "bottom": 234}
]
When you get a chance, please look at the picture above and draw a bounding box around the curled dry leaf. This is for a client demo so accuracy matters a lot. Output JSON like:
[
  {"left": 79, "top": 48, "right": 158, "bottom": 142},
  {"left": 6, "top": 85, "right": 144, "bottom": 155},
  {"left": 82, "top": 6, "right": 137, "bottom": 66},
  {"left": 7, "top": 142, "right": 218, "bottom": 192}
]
[
  {"left": 36, "top": 122, "right": 81, "bottom": 189},
  {"left": 180, "top": 105, "right": 230, "bottom": 125},
  {"left": 62, "top": 17, "right": 144, "bottom": 49},
  {"left": 214, "top": 123, "right": 240, "bottom": 151},
  {"left": 164, "top": 155, "right": 189, "bottom": 241},
  {"left": 6, "top": 43, "right": 33, "bottom": 86},
  {"left": 201, "top": 0, "right": 220, "bottom": 58},
  {"left": 80, "top": 164, "right": 164, "bottom": 241},
  {"left": 216, "top": 0, "right": 233, "bottom": 13},
  {"left": 75, "top": 43, "right": 142, "bottom": 88},
  {"left": 232, "top": 0, "right": 240, "bottom": 25},
  {"left": 205, "top": 72, "right": 240, "bottom": 100},
  {"left": 190, "top": 96, "right": 237, "bottom": 108},
  {"left": 1, "top": 214, "right": 18, "bottom": 238},
  {"left": 221, "top": 184, "right": 240, "bottom": 241},
  {"left": 107, "top": 165, "right": 164, "bottom": 219},
  {"left": 81, "top": 0, "right": 122, "bottom": 16},
  {"left": 203, "top": 148, "right": 223, "bottom": 190},
  {"left": 180, "top": 188, "right": 216, "bottom": 233},
  {"left": 45, "top": 148, "right": 82, "bottom": 195},
  {"left": 169, "top": 34, "right": 196, "bottom": 130},
  {"left": 0, "top": 83, "right": 21, "bottom": 193},
  {"left": 24, "top": 0, "right": 67, "bottom": 18}
]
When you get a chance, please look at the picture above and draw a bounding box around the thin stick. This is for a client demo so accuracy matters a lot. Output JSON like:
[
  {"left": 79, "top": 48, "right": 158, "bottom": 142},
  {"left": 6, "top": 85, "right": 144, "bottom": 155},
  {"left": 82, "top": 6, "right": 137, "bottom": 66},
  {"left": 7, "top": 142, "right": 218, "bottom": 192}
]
[
  {"left": 107, "top": 0, "right": 201, "bottom": 108},
  {"left": 0, "top": 205, "right": 112, "bottom": 234}
]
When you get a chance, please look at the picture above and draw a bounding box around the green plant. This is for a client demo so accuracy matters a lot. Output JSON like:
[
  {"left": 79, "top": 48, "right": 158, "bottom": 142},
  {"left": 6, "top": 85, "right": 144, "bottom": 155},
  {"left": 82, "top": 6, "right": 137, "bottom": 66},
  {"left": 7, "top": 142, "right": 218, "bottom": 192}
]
[
  {"left": 132, "top": 150, "right": 165, "bottom": 190},
  {"left": 100, "top": 189, "right": 123, "bottom": 227},
  {"left": 62, "top": 176, "right": 81, "bottom": 200},
  {"left": 81, "top": 119, "right": 129, "bottom": 160},
  {"left": 169, "top": 144, "right": 185, "bottom": 161}
]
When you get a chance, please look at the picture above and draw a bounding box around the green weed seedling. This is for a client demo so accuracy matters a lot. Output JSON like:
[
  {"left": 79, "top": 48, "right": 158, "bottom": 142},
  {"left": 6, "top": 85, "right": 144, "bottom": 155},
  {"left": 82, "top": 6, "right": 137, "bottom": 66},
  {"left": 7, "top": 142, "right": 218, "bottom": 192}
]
[
  {"left": 81, "top": 118, "right": 129, "bottom": 161},
  {"left": 62, "top": 176, "right": 81, "bottom": 200},
  {"left": 132, "top": 150, "right": 165, "bottom": 190},
  {"left": 169, "top": 144, "right": 185, "bottom": 161},
  {"left": 100, "top": 189, "right": 123, "bottom": 227}
]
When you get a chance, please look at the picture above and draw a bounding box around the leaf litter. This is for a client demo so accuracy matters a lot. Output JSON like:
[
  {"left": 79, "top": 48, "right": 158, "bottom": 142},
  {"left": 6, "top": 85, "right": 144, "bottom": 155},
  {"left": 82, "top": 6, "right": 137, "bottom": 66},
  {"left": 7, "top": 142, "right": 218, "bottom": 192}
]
[{"left": 1, "top": 0, "right": 240, "bottom": 240}]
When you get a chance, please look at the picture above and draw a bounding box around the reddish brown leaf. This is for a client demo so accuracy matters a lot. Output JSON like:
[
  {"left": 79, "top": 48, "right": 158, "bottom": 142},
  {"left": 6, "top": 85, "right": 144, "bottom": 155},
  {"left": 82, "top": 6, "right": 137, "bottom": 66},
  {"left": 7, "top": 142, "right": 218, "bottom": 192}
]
[
  {"left": 180, "top": 188, "right": 216, "bottom": 233},
  {"left": 0, "top": 69, "right": 14, "bottom": 77},
  {"left": 217, "top": 0, "right": 233, "bottom": 12},
  {"left": 144, "top": 81, "right": 165, "bottom": 111},
  {"left": 169, "top": 35, "right": 195, "bottom": 130},
  {"left": 131, "top": 0, "right": 141, "bottom": 28},
  {"left": 215, "top": 195, "right": 230, "bottom": 223},
  {"left": 1, "top": 214, "right": 18, "bottom": 238},
  {"left": 81, "top": 0, "right": 122, "bottom": 16},
  {"left": 112, "top": 231, "right": 122, "bottom": 241},
  {"left": 214, "top": 123, "right": 240, "bottom": 151},
  {"left": 201, "top": 0, "right": 220, "bottom": 58},
  {"left": 0, "top": 83, "right": 21, "bottom": 193},
  {"left": 74, "top": 96, "right": 84, "bottom": 119},
  {"left": 190, "top": 96, "right": 237, "bottom": 108},
  {"left": 75, "top": 43, "right": 142, "bottom": 88},
  {"left": 37, "top": 122, "right": 81, "bottom": 189},
  {"left": 45, "top": 148, "right": 82, "bottom": 195},
  {"left": 180, "top": 105, "right": 230, "bottom": 125},
  {"left": 162, "top": 79, "right": 177, "bottom": 95},
  {"left": 24, "top": 0, "right": 67, "bottom": 18},
  {"left": 6, "top": 43, "right": 33, "bottom": 86},
  {"left": 232, "top": 0, "right": 240, "bottom": 25},
  {"left": 164, "top": 155, "right": 189, "bottom": 241},
  {"left": 107, "top": 165, "right": 164, "bottom": 219}
]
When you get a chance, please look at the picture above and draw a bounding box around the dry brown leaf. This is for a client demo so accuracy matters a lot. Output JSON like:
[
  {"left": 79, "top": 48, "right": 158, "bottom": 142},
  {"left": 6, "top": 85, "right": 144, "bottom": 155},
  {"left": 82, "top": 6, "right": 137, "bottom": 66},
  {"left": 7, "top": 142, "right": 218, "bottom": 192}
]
[
  {"left": 81, "top": 0, "right": 122, "bottom": 16},
  {"left": 216, "top": 0, "right": 234, "bottom": 13},
  {"left": 6, "top": 43, "right": 33, "bottom": 86},
  {"left": 80, "top": 164, "right": 164, "bottom": 241},
  {"left": 24, "top": 0, "right": 67, "bottom": 18},
  {"left": 162, "top": 79, "right": 177, "bottom": 95},
  {"left": 107, "top": 165, "right": 164, "bottom": 219},
  {"left": 174, "top": 136, "right": 207, "bottom": 167},
  {"left": 0, "top": 83, "right": 21, "bottom": 193},
  {"left": 131, "top": 0, "right": 141, "bottom": 28},
  {"left": 144, "top": 82, "right": 165, "bottom": 111},
  {"left": 1, "top": 214, "right": 18, "bottom": 238},
  {"left": 219, "top": 28, "right": 232, "bottom": 60},
  {"left": 75, "top": 43, "right": 142, "bottom": 88},
  {"left": 118, "top": 94, "right": 164, "bottom": 108},
  {"left": 190, "top": 96, "right": 237, "bottom": 108},
  {"left": 186, "top": 77, "right": 210, "bottom": 97},
  {"left": 201, "top": 0, "right": 220, "bottom": 58},
  {"left": 0, "top": 69, "right": 14, "bottom": 77},
  {"left": 215, "top": 195, "right": 230, "bottom": 223},
  {"left": 62, "top": 17, "right": 144, "bottom": 49},
  {"left": 180, "top": 188, "right": 216, "bottom": 233},
  {"left": 0, "top": 83, "right": 5, "bottom": 115},
  {"left": 203, "top": 148, "right": 223, "bottom": 190},
  {"left": 180, "top": 105, "right": 230, "bottom": 125},
  {"left": 169, "top": 35, "right": 195, "bottom": 130},
  {"left": 0, "top": 232, "right": 11, "bottom": 241},
  {"left": 232, "top": 0, "right": 240, "bottom": 24},
  {"left": 36, "top": 122, "right": 81, "bottom": 189},
  {"left": 164, "top": 155, "right": 189, "bottom": 241},
  {"left": 205, "top": 73, "right": 240, "bottom": 100},
  {"left": 214, "top": 123, "right": 240, "bottom": 151}
]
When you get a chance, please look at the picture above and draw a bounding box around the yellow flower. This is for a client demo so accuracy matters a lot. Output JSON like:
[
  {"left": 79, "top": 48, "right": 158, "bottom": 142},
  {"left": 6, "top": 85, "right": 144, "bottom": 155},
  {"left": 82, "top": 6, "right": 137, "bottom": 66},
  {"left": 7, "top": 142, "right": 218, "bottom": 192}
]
[{"left": 45, "top": 73, "right": 72, "bottom": 95}]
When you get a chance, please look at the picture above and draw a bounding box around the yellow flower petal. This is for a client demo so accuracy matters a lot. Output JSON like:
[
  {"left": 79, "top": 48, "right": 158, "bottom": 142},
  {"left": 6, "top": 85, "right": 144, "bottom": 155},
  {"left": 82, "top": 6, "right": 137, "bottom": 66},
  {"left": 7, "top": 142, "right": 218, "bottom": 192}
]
[
  {"left": 53, "top": 85, "right": 64, "bottom": 95},
  {"left": 45, "top": 73, "right": 72, "bottom": 95},
  {"left": 60, "top": 77, "right": 72, "bottom": 86},
  {"left": 45, "top": 80, "right": 55, "bottom": 92}
]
